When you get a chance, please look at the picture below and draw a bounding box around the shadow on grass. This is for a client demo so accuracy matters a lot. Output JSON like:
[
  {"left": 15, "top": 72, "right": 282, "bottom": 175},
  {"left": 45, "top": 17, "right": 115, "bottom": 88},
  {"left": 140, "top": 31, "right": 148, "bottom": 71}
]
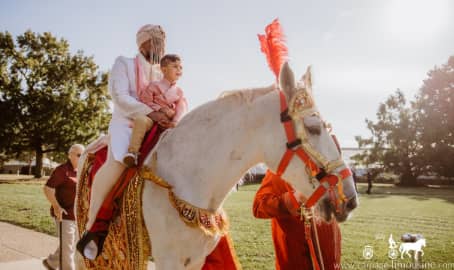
[{"left": 356, "top": 183, "right": 454, "bottom": 204}]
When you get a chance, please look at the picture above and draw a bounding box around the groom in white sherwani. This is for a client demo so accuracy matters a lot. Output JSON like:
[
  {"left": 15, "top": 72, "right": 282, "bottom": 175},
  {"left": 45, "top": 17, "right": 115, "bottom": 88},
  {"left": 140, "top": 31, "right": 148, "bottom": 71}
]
[{"left": 77, "top": 24, "right": 172, "bottom": 260}]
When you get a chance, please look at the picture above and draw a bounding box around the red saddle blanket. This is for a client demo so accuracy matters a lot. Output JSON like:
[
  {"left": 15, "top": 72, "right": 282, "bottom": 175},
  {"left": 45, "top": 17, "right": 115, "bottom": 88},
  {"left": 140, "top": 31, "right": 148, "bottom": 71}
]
[{"left": 87, "top": 123, "right": 240, "bottom": 269}]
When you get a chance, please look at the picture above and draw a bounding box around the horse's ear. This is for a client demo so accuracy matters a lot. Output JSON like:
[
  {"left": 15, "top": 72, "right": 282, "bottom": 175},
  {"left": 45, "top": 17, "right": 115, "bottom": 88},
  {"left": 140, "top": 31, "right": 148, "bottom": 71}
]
[
  {"left": 279, "top": 62, "right": 296, "bottom": 100},
  {"left": 301, "top": 65, "right": 313, "bottom": 93}
]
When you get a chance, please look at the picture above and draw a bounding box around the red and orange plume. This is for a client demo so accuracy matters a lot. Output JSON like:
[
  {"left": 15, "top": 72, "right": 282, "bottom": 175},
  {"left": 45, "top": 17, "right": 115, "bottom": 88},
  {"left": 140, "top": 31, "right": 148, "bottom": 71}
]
[{"left": 258, "top": 18, "right": 289, "bottom": 82}]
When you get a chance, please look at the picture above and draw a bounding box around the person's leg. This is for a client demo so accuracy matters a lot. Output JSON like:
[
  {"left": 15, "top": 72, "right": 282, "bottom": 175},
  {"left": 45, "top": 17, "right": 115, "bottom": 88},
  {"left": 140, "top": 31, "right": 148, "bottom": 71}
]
[
  {"left": 124, "top": 115, "right": 153, "bottom": 167},
  {"left": 79, "top": 144, "right": 125, "bottom": 260},
  {"left": 86, "top": 145, "right": 125, "bottom": 230},
  {"left": 129, "top": 115, "right": 153, "bottom": 153},
  {"left": 44, "top": 218, "right": 60, "bottom": 269},
  {"left": 61, "top": 220, "right": 76, "bottom": 270}
]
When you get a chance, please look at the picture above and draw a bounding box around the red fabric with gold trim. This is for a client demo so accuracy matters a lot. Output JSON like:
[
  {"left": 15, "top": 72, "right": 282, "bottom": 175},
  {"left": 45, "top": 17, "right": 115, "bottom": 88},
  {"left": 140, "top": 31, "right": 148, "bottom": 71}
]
[{"left": 89, "top": 124, "right": 164, "bottom": 233}]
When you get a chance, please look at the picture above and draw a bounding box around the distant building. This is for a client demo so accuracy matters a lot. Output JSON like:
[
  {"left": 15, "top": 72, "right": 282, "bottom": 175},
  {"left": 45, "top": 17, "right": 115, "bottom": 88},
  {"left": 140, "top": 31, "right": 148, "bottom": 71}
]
[{"left": 1, "top": 158, "right": 58, "bottom": 175}]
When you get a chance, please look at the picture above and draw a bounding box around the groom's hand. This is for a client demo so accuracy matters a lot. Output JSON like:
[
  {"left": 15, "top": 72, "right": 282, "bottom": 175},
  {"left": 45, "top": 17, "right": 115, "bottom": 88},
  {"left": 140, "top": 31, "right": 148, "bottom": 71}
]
[
  {"left": 158, "top": 119, "right": 176, "bottom": 128},
  {"left": 147, "top": 111, "right": 168, "bottom": 123}
]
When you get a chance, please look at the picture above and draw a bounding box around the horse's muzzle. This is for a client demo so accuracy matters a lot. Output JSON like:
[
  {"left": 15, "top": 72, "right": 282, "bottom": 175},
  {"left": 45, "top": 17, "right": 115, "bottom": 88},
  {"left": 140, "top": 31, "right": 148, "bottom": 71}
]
[{"left": 346, "top": 195, "right": 358, "bottom": 211}]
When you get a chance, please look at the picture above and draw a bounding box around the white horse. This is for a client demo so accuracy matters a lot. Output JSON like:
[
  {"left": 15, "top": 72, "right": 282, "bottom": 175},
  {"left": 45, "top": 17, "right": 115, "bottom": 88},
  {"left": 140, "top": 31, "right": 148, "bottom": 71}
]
[
  {"left": 399, "top": 239, "right": 426, "bottom": 259},
  {"left": 76, "top": 62, "right": 358, "bottom": 269}
]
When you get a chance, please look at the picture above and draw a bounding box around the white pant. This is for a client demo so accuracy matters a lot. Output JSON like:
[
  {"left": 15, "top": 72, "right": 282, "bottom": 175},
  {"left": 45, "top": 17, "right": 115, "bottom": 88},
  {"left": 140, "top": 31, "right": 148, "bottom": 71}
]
[
  {"left": 46, "top": 219, "right": 76, "bottom": 270},
  {"left": 86, "top": 141, "right": 126, "bottom": 230}
]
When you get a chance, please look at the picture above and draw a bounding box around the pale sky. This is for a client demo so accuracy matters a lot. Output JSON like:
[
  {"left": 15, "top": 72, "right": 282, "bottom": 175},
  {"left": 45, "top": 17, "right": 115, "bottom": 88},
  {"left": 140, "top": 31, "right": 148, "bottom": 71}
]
[{"left": 1, "top": 0, "right": 453, "bottom": 147}]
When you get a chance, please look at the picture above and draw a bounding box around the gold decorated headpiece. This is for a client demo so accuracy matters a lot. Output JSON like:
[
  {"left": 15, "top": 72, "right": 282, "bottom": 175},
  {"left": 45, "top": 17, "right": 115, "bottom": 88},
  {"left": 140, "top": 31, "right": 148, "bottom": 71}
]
[{"left": 289, "top": 89, "right": 315, "bottom": 117}]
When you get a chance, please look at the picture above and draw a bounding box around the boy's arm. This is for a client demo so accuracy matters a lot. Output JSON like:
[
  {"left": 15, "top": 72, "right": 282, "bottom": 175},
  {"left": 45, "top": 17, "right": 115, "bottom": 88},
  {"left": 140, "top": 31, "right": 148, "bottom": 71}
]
[
  {"left": 172, "top": 88, "right": 188, "bottom": 122},
  {"left": 109, "top": 56, "right": 152, "bottom": 118},
  {"left": 145, "top": 83, "right": 163, "bottom": 112}
]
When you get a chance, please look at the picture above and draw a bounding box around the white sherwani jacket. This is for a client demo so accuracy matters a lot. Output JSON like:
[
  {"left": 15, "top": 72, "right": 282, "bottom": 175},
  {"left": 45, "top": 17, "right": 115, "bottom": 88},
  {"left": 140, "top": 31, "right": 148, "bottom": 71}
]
[{"left": 108, "top": 55, "right": 161, "bottom": 162}]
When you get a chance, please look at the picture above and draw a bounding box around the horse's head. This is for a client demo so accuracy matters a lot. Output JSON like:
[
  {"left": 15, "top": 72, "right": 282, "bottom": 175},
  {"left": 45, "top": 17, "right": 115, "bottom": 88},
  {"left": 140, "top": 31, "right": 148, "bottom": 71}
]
[{"left": 268, "top": 62, "right": 358, "bottom": 223}]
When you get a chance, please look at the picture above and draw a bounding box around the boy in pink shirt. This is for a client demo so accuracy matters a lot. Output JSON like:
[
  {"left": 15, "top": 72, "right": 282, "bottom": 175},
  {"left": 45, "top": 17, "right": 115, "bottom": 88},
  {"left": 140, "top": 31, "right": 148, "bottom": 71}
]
[{"left": 123, "top": 54, "right": 187, "bottom": 167}]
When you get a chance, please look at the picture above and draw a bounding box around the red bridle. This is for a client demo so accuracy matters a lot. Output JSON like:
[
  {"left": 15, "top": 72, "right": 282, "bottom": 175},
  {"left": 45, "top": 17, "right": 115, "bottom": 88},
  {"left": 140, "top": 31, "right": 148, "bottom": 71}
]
[{"left": 275, "top": 90, "right": 352, "bottom": 211}]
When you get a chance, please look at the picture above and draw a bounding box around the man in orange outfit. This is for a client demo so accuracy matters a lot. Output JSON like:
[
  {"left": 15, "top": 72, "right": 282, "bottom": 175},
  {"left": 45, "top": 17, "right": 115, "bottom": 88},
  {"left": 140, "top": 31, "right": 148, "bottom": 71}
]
[{"left": 253, "top": 170, "right": 341, "bottom": 270}]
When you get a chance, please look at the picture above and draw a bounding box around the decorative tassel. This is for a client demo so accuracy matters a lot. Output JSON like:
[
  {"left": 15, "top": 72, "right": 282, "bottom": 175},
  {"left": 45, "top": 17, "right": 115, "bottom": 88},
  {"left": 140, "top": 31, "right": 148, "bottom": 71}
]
[{"left": 258, "top": 18, "right": 289, "bottom": 81}]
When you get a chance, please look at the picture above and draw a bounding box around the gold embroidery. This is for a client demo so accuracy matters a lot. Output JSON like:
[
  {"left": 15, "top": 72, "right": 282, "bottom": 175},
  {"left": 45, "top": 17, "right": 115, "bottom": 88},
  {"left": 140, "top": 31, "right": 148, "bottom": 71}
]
[
  {"left": 141, "top": 166, "right": 229, "bottom": 236},
  {"left": 76, "top": 157, "right": 151, "bottom": 270},
  {"left": 289, "top": 89, "right": 314, "bottom": 115}
]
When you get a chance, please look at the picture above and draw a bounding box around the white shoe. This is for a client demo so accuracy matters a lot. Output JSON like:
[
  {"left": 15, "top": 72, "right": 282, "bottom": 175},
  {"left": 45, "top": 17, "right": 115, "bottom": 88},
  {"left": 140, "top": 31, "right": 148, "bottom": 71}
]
[{"left": 83, "top": 240, "right": 98, "bottom": 260}]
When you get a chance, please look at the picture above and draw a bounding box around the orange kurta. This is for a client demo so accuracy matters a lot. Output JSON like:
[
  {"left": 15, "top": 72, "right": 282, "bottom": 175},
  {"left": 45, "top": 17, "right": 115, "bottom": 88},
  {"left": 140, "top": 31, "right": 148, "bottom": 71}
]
[{"left": 253, "top": 171, "right": 341, "bottom": 270}]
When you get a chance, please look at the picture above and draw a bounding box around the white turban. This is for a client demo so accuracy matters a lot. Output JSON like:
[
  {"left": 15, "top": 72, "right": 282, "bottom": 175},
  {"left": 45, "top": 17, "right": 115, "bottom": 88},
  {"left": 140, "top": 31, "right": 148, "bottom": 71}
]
[
  {"left": 136, "top": 24, "right": 166, "bottom": 64},
  {"left": 136, "top": 24, "right": 166, "bottom": 48}
]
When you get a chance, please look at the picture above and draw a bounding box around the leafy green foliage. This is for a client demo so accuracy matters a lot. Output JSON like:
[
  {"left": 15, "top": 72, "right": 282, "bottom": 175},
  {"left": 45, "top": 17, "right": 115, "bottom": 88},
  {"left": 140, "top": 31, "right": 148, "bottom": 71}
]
[
  {"left": 0, "top": 31, "right": 111, "bottom": 176},
  {"left": 414, "top": 56, "right": 454, "bottom": 177},
  {"left": 354, "top": 56, "right": 454, "bottom": 185}
]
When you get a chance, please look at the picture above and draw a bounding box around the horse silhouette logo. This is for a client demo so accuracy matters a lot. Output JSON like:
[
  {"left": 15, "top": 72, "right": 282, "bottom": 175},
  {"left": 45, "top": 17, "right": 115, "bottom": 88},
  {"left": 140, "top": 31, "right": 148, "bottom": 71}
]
[{"left": 399, "top": 238, "right": 426, "bottom": 259}]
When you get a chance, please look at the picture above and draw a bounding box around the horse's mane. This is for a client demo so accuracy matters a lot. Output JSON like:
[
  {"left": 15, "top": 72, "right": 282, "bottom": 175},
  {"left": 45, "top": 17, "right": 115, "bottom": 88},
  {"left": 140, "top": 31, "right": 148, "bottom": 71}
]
[
  {"left": 175, "top": 85, "right": 276, "bottom": 129},
  {"left": 217, "top": 85, "right": 276, "bottom": 104}
]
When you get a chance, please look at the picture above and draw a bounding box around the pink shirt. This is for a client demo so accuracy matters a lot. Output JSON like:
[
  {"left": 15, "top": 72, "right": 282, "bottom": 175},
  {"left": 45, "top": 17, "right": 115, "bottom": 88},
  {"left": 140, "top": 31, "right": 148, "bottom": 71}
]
[{"left": 138, "top": 79, "right": 188, "bottom": 122}]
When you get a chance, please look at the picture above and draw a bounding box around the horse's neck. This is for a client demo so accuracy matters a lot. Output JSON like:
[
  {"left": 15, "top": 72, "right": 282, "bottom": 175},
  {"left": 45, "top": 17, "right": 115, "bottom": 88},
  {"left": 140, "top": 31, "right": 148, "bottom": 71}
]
[{"left": 150, "top": 88, "right": 282, "bottom": 211}]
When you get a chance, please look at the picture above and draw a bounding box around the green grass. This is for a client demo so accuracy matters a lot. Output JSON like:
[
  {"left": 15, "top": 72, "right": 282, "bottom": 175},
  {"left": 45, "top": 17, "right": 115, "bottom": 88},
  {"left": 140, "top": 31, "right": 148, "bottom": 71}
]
[
  {"left": 0, "top": 180, "right": 56, "bottom": 235},
  {"left": 1, "top": 181, "right": 454, "bottom": 269}
]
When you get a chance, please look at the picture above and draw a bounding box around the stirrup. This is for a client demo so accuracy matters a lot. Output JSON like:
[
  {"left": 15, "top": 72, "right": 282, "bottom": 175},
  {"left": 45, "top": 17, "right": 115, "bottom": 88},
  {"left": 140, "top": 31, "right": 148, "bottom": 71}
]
[
  {"left": 76, "top": 231, "right": 107, "bottom": 260},
  {"left": 123, "top": 152, "right": 139, "bottom": 168}
]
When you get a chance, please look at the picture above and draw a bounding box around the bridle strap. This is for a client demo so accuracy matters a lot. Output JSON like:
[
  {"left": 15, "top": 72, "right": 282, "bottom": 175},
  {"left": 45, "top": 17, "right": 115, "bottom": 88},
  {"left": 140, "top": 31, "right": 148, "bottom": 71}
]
[
  {"left": 304, "top": 167, "right": 351, "bottom": 208},
  {"left": 275, "top": 90, "right": 351, "bottom": 209}
]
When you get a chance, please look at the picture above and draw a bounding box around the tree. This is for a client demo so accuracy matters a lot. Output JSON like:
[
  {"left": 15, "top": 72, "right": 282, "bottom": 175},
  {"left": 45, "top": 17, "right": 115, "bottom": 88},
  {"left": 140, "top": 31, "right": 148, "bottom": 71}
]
[
  {"left": 354, "top": 56, "right": 454, "bottom": 185},
  {"left": 354, "top": 90, "right": 422, "bottom": 186},
  {"left": 0, "top": 31, "right": 110, "bottom": 177},
  {"left": 414, "top": 56, "right": 454, "bottom": 177}
]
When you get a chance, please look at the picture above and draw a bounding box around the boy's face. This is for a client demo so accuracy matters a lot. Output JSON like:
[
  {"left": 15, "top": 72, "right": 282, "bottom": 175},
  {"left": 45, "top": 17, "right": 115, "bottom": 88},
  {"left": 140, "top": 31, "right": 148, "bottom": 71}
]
[{"left": 161, "top": 60, "right": 182, "bottom": 83}]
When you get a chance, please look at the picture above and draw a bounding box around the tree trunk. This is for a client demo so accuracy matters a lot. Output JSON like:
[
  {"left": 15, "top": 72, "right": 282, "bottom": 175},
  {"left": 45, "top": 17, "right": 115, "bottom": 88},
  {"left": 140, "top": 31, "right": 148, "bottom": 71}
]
[
  {"left": 399, "top": 173, "right": 418, "bottom": 186},
  {"left": 34, "top": 148, "right": 43, "bottom": 178}
]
